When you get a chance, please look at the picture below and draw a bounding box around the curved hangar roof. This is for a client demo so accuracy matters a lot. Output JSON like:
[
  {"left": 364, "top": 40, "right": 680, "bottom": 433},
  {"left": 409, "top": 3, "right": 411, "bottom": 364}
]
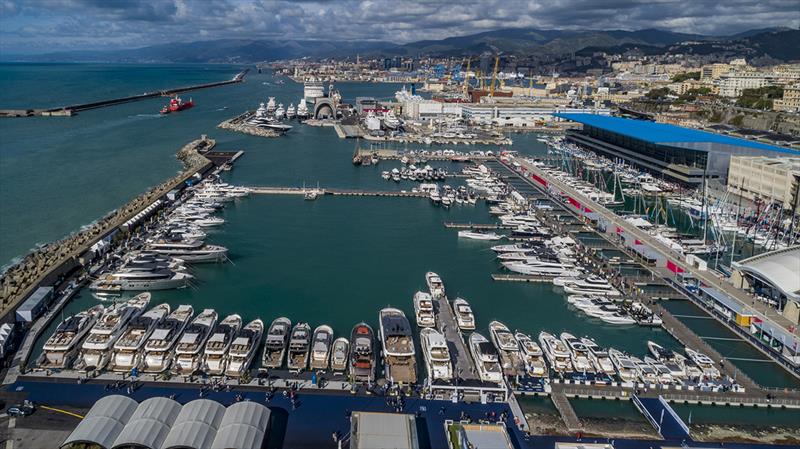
[
  {"left": 734, "top": 245, "right": 800, "bottom": 302},
  {"left": 61, "top": 395, "right": 270, "bottom": 449}
]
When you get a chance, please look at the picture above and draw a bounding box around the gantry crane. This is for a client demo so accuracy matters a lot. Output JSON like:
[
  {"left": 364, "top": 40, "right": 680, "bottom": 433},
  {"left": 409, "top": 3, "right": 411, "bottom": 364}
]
[{"left": 489, "top": 56, "right": 500, "bottom": 97}]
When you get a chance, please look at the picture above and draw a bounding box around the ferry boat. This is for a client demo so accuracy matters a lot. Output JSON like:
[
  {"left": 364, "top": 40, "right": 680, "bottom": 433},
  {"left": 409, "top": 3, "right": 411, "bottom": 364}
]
[
  {"left": 287, "top": 322, "right": 312, "bottom": 371},
  {"left": 515, "top": 332, "right": 547, "bottom": 377},
  {"left": 224, "top": 319, "right": 263, "bottom": 377},
  {"left": 349, "top": 323, "right": 376, "bottom": 383},
  {"left": 560, "top": 332, "right": 595, "bottom": 374},
  {"left": 330, "top": 337, "right": 349, "bottom": 373},
  {"left": 580, "top": 337, "right": 615, "bottom": 377},
  {"left": 489, "top": 321, "right": 522, "bottom": 376},
  {"left": 173, "top": 309, "right": 218, "bottom": 374},
  {"left": 109, "top": 303, "right": 170, "bottom": 372},
  {"left": 420, "top": 328, "right": 453, "bottom": 382},
  {"left": 452, "top": 298, "right": 476, "bottom": 331},
  {"left": 160, "top": 95, "right": 194, "bottom": 114},
  {"left": 262, "top": 317, "right": 292, "bottom": 369},
  {"left": 39, "top": 305, "right": 104, "bottom": 369},
  {"left": 141, "top": 305, "right": 194, "bottom": 373},
  {"left": 468, "top": 332, "right": 503, "bottom": 384},
  {"left": 608, "top": 349, "right": 638, "bottom": 383},
  {"left": 685, "top": 347, "right": 721, "bottom": 379},
  {"left": 202, "top": 314, "right": 242, "bottom": 376},
  {"left": 425, "top": 272, "right": 445, "bottom": 298},
  {"left": 538, "top": 331, "right": 573, "bottom": 374},
  {"left": 413, "top": 291, "right": 435, "bottom": 328},
  {"left": 647, "top": 341, "right": 690, "bottom": 380},
  {"left": 379, "top": 308, "right": 417, "bottom": 384},
  {"left": 310, "top": 325, "right": 334, "bottom": 371},
  {"left": 75, "top": 293, "right": 150, "bottom": 370}
]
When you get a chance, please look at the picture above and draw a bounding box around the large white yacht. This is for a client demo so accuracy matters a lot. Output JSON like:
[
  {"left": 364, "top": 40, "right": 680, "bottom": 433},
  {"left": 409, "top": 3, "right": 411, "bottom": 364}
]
[
  {"left": 425, "top": 272, "right": 445, "bottom": 298},
  {"left": 225, "top": 319, "right": 264, "bottom": 377},
  {"left": 631, "top": 356, "right": 659, "bottom": 384},
  {"left": 75, "top": 293, "right": 150, "bottom": 370},
  {"left": 262, "top": 317, "right": 291, "bottom": 369},
  {"left": 39, "top": 305, "right": 104, "bottom": 369},
  {"left": 90, "top": 269, "right": 192, "bottom": 292},
  {"left": 515, "top": 332, "right": 547, "bottom": 377},
  {"left": 560, "top": 332, "right": 595, "bottom": 374},
  {"left": 266, "top": 97, "right": 277, "bottom": 114},
  {"left": 203, "top": 314, "right": 242, "bottom": 376},
  {"left": 296, "top": 99, "right": 309, "bottom": 119},
  {"left": 685, "top": 347, "right": 721, "bottom": 379},
  {"left": 330, "top": 337, "right": 349, "bottom": 373},
  {"left": 141, "top": 305, "right": 194, "bottom": 373},
  {"left": 562, "top": 276, "right": 620, "bottom": 297},
  {"left": 647, "top": 341, "right": 690, "bottom": 380},
  {"left": 145, "top": 240, "right": 228, "bottom": 263},
  {"left": 274, "top": 103, "right": 286, "bottom": 119},
  {"left": 349, "top": 323, "right": 375, "bottom": 383},
  {"left": 110, "top": 303, "right": 170, "bottom": 372},
  {"left": 310, "top": 325, "right": 334, "bottom": 371},
  {"left": 457, "top": 230, "right": 503, "bottom": 241},
  {"left": 287, "top": 322, "right": 312, "bottom": 371},
  {"left": 379, "top": 308, "right": 417, "bottom": 384},
  {"left": 489, "top": 321, "right": 522, "bottom": 376},
  {"left": 468, "top": 332, "right": 503, "bottom": 384},
  {"left": 538, "top": 331, "right": 573, "bottom": 374},
  {"left": 644, "top": 356, "right": 675, "bottom": 384},
  {"left": 173, "top": 309, "right": 218, "bottom": 374},
  {"left": 502, "top": 260, "right": 581, "bottom": 277},
  {"left": 580, "top": 337, "right": 615, "bottom": 377},
  {"left": 420, "top": 328, "right": 453, "bottom": 382},
  {"left": 286, "top": 103, "right": 296, "bottom": 119},
  {"left": 608, "top": 349, "right": 638, "bottom": 383},
  {"left": 452, "top": 297, "right": 476, "bottom": 331},
  {"left": 413, "top": 291, "right": 435, "bottom": 328}
]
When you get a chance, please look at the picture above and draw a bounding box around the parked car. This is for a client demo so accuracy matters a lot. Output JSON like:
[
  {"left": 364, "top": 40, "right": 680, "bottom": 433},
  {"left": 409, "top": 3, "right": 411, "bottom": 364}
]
[{"left": 6, "top": 400, "right": 35, "bottom": 417}]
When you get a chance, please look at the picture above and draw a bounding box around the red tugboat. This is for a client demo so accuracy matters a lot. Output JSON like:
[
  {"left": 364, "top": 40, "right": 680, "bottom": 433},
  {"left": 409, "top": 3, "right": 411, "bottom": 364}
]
[{"left": 160, "top": 95, "right": 194, "bottom": 114}]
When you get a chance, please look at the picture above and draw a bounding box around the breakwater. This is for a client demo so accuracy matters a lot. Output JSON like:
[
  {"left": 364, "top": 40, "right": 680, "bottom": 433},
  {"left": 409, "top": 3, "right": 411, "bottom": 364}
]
[
  {"left": 0, "top": 70, "right": 247, "bottom": 117},
  {"left": 0, "top": 137, "right": 216, "bottom": 318}
]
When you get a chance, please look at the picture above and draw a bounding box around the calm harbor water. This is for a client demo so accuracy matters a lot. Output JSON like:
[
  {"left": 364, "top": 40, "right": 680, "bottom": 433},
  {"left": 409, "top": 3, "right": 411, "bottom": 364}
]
[{"left": 2, "top": 64, "right": 798, "bottom": 426}]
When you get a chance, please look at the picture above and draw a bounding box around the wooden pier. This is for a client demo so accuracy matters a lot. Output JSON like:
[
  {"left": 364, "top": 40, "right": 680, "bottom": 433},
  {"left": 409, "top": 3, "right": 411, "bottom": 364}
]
[{"left": 551, "top": 391, "right": 583, "bottom": 432}]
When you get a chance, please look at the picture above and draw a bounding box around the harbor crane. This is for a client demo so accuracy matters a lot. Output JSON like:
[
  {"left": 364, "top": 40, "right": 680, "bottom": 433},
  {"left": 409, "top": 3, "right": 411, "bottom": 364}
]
[{"left": 489, "top": 56, "right": 500, "bottom": 97}]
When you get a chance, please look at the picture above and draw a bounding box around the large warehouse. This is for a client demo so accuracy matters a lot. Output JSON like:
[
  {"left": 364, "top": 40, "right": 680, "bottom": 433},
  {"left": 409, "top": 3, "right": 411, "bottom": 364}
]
[
  {"left": 555, "top": 113, "right": 800, "bottom": 185},
  {"left": 60, "top": 395, "right": 271, "bottom": 449}
]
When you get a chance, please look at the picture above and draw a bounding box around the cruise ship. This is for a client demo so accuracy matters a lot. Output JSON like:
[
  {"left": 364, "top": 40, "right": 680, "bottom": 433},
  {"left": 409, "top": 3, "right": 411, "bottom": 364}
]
[
  {"left": 173, "top": 309, "right": 218, "bottom": 374},
  {"left": 349, "top": 323, "right": 375, "bottom": 383},
  {"left": 203, "top": 314, "right": 242, "bottom": 376},
  {"left": 262, "top": 317, "right": 291, "bottom": 369},
  {"left": 310, "top": 325, "right": 334, "bottom": 371},
  {"left": 425, "top": 271, "right": 445, "bottom": 298},
  {"left": 141, "top": 305, "right": 194, "bottom": 373},
  {"left": 109, "top": 303, "right": 170, "bottom": 372},
  {"left": 468, "top": 332, "right": 503, "bottom": 384},
  {"left": 287, "top": 322, "right": 311, "bottom": 371},
  {"left": 489, "top": 321, "right": 522, "bottom": 376},
  {"left": 452, "top": 297, "right": 476, "bottom": 331},
  {"left": 75, "top": 293, "right": 150, "bottom": 370},
  {"left": 538, "top": 331, "right": 573, "bottom": 374},
  {"left": 420, "top": 328, "right": 453, "bottom": 382},
  {"left": 39, "top": 305, "right": 104, "bottom": 369},
  {"left": 413, "top": 291, "right": 435, "bottom": 328},
  {"left": 379, "top": 308, "right": 417, "bottom": 384},
  {"left": 330, "top": 338, "right": 349, "bottom": 373},
  {"left": 515, "top": 332, "right": 547, "bottom": 377},
  {"left": 303, "top": 80, "right": 325, "bottom": 103},
  {"left": 225, "top": 319, "right": 264, "bottom": 377}
]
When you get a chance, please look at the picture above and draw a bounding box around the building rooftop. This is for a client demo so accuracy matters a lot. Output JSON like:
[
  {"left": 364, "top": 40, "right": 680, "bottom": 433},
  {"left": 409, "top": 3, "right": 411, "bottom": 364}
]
[
  {"left": 555, "top": 113, "right": 800, "bottom": 156},
  {"left": 351, "top": 412, "right": 419, "bottom": 449},
  {"left": 733, "top": 245, "right": 800, "bottom": 302}
]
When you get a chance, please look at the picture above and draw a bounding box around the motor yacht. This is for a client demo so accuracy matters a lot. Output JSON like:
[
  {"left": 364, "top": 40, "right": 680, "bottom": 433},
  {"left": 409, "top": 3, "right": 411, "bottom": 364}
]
[
  {"left": 296, "top": 99, "right": 309, "bottom": 119},
  {"left": 685, "top": 347, "right": 721, "bottom": 379},
  {"left": 425, "top": 271, "right": 445, "bottom": 298},
  {"left": 145, "top": 243, "right": 228, "bottom": 263},
  {"left": 379, "top": 308, "right": 417, "bottom": 384},
  {"left": 560, "top": 332, "right": 595, "bottom": 374},
  {"left": 457, "top": 230, "right": 503, "bottom": 241},
  {"left": 562, "top": 277, "right": 620, "bottom": 297},
  {"left": 413, "top": 291, "right": 435, "bottom": 327},
  {"left": 608, "top": 349, "right": 638, "bottom": 383},
  {"left": 469, "top": 332, "right": 503, "bottom": 384},
  {"left": 275, "top": 103, "right": 286, "bottom": 119},
  {"left": 349, "top": 323, "right": 375, "bottom": 383},
  {"left": 644, "top": 356, "right": 675, "bottom": 384},
  {"left": 491, "top": 242, "right": 544, "bottom": 253},
  {"left": 515, "top": 332, "right": 547, "bottom": 377},
  {"left": 262, "top": 317, "right": 291, "bottom": 369},
  {"left": 330, "top": 337, "right": 349, "bottom": 373},
  {"left": 310, "top": 325, "right": 334, "bottom": 370},
  {"left": 420, "top": 328, "right": 453, "bottom": 382},
  {"left": 631, "top": 356, "right": 659, "bottom": 384},
  {"left": 202, "top": 314, "right": 242, "bottom": 376},
  {"left": 90, "top": 268, "right": 192, "bottom": 292},
  {"left": 75, "top": 293, "right": 150, "bottom": 370},
  {"left": 109, "top": 303, "right": 170, "bottom": 372},
  {"left": 580, "top": 337, "right": 615, "bottom": 377},
  {"left": 538, "top": 331, "right": 573, "bottom": 374},
  {"left": 173, "top": 309, "right": 218, "bottom": 374},
  {"left": 452, "top": 297, "right": 476, "bottom": 331},
  {"left": 39, "top": 305, "right": 104, "bottom": 369},
  {"left": 287, "top": 322, "right": 312, "bottom": 371},
  {"left": 502, "top": 261, "right": 581, "bottom": 277},
  {"left": 286, "top": 103, "right": 296, "bottom": 119},
  {"left": 489, "top": 321, "right": 522, "bottom": 376},
  {"left": 224, "top": 319, "right": 263, "bottom": 377},
  {"left": 142, "top": 305, "right": 194, "bottom": 373},
  {"left": 646, "top": 341, "right": 688, "bottom": 379}
]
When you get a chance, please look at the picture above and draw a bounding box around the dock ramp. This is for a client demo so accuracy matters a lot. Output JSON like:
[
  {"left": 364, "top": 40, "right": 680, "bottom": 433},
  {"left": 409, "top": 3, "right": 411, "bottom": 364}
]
[{"left": 633, "top": 394, "right": 690, "bottom": 439}]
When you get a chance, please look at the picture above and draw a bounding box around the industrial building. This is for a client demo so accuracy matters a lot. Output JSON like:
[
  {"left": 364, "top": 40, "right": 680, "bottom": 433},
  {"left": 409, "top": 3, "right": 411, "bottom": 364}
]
[
  {"left": 555, "top": 113, "right": 800, "bottom": 185},
  {"left": 461, "top": 105, "right": 610, "bottom": 127},
  {"left": 727, "top": 156, "right": 800, "bottom": 211},
  {"left": 60, "top": 395, "right": 270, "bottom": 449}
]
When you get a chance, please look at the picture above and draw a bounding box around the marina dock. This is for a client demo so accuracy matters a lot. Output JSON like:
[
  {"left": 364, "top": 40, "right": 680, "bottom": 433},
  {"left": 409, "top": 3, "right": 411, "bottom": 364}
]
[
  {"left": 248, "top": 186, "right": 430, "bottom": 198},
  {"left": 434, "top": 296, "right": 479, "bottom": 384},
  {"left": 0, "top": 70, "right": 248, "bottom": 117},
  {"left": 550, "top": 391, "right": 582, "bottom": 432},
  {"left": 490, "top": 274, "right": 558, "bottom": 283}
]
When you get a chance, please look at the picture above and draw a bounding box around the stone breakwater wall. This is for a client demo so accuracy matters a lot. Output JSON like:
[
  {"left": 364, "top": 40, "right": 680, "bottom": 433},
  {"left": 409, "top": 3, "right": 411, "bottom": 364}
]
[
  {"left": 218, "top": 112, "right": 282, "bottom": 138},
  {"left": 0, "top": 137, "right": 214, "bottom": 316}
]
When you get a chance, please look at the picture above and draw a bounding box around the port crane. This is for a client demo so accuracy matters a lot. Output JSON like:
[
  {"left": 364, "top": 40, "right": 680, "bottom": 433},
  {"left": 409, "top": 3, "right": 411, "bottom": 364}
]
[{"left": 489, "top": 56, "right": 500, "bottom": 97}]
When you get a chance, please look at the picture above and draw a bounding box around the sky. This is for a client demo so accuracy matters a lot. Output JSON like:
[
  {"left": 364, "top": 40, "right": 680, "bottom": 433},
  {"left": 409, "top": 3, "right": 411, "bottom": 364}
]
[{"left": 0, "top": 0, "right": 798, "bottom": 54}]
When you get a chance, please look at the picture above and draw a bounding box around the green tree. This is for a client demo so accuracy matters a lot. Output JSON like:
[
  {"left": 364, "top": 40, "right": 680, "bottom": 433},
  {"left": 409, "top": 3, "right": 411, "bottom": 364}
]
[
  {"left": 671, "top": 71, "right": 701, "bottom": 82},
  {"left": 736, "top": 86, "right": 784, "bottom": 110}
]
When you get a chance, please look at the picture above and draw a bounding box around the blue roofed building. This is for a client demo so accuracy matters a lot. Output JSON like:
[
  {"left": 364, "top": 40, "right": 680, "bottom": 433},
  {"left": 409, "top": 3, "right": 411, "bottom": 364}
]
[{"left": 554, "top": 113, "right": 800, "bottom": 185}]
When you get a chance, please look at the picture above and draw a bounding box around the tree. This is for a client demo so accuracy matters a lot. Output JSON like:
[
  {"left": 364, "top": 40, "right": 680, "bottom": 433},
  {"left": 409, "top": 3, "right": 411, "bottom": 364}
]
[
  {"left": 736, "top": 86, "right": 784, "bottom": 110},
  {"left": 671, "top": 71, "right": 701, "bottom": 82},
  {"left": 645, "top": 87, "right": 673, "bottom": 100}
]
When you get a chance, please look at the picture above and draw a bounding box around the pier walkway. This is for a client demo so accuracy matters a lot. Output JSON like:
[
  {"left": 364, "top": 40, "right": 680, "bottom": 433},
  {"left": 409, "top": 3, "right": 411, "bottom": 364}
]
[
  {"left": 550, "top": 391, "right": 582, "bottom": 432},
  {"left": 249, "top": 186, "right": 430, "bottom": 198},
  {"left": 633, "top": 394, "right": 691, "bottom": 439},
  {"left": 434, "top": 296, "right": 479, "bottom": 384}
]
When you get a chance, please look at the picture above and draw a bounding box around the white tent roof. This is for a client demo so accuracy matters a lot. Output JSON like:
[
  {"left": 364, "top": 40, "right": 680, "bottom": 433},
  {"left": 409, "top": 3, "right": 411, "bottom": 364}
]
[
  {"left": 112, "top": 397, "right": 181, "bottom": 449},
  {"left": 162, "top": 399, "right": 225, "bottom": 449},
  {"left": 210, "top": 402, "right": 270, "bottom": 449},
  {"left": 734, "top": 245, "right": 800, "bottom": 302},
  {"left": 61, "top": 395, "right": 138, "bottom": 449}
]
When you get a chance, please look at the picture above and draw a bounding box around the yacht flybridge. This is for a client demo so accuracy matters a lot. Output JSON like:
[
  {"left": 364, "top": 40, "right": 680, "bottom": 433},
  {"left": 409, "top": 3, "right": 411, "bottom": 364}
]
[
  {"left": 142, "top": 305, "right": 194, "bottom": 373},
  {"left": 224, "top": 319, "right": 263, "bottom": 377},
  {"left": 425, "top": 271, "right": 445, "bottom": 298},
  {"left": 173, "top": 308, "right": 218, "bottom": 374},
  {"left": 39, "top": 305, "right": 104, "bottom": 369},
  {"left": 469, "top": 332, "right": 503, "bottom": 384},
  {"left": 349, "top": 323, "right": 375, "bottom": 383},
  {"left": 515, "top": 332, "right": 547, "bottom": 377},
  {"left": 489, "top": 321, "right": 522, "bottom": 376},
  {"left": 379, "top": 308, "right": 417, "bottom": 384},
  {"left": 413, "top": 291, "right": 435, "bottom": 328},
  {"left": 287, "top": 322, "right": 312, "bottom": 371},
  {"left": 453, "top": 297, "right": 476, "bottom": 331},
  {"left": 420, "top": 328, "right": 453, "bottom": 382},
  {"left": 538, "top": 331, "right": 573, "bottom": 374},
  {"left": 330, "top": 337, "right": 349, "bottom": 373},
  {"left": 109, "top": 302, "right": 170, "bottom": 372},
  {"left": 310, "top": 325, "right": 334, "bottom": 370},
  {"left": 202, "top": 314, "right": 242, "bottom": 376},
  {"left": 262, "top": 317, "right": 291, "bottom": 369}
]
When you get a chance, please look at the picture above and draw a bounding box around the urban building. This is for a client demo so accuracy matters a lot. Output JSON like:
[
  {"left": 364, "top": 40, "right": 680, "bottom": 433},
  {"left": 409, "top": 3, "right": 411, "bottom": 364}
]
[
  {"left": 555, "top": 113, "right": 800, "bottom": 185},
  {"left": 461, "top": 104, "right": 610, "bottom": 127},
  {"left": 716, "top": 71, "right": 774, "bottom": 97},
  {"left": 727, "top": 156, "right": 800, "bottom": 210},
  {"left": 774, "top": 84, "right": 800, "bottom": 113},
  {"left": 701, "top": 63, "right": 731, "bottom": 81}
]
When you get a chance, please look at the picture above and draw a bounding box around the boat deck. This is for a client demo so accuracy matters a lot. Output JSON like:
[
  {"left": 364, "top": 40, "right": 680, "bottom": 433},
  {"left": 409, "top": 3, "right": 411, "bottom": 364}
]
[{"left": 432, "top": 296, "right": 479, "bottom": 383}]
